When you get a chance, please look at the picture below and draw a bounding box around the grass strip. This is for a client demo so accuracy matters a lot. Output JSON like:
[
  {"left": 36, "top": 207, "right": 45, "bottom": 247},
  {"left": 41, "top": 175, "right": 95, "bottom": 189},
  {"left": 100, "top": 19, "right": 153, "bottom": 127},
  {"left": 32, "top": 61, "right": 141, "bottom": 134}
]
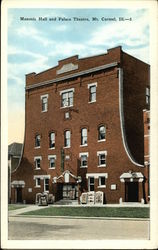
[
  {"left": 22, "top": 206, "right": 149, "bottom": 218},
  {"left": 8, "top": 205, "right": 26, "bottom": 211}
]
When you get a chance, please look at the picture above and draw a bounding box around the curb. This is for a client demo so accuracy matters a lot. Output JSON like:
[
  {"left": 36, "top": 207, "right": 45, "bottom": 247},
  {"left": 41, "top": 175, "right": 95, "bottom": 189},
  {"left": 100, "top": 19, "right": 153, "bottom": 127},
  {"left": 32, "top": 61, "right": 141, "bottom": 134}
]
[{"left": 9, "top": 214, "right": 150, "bottom": 221}]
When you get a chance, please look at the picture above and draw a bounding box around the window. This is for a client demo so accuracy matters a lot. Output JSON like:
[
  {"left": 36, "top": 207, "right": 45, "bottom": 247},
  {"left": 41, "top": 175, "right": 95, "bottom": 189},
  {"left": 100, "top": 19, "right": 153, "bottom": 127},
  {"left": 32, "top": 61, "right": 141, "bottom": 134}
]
[
  {"left": 41, "top": 94, "right": 48, "bottom": 112},
  {"left": 89, "top": 177, "right": 95, "bottom": 191},
  {"left": 98, "top": 125, "right": 106, "bottom": 140},
  {"left": 81, "top": 128, "right": 87, "bottom": 145},
  {"left": 49, "top": 132, "right": 55, "bottom": 148},
  {"left": 99, "top": 176, "right": 106, "bottom": 187},
  {"left": 146, "top": 87, "right": 150, "bottom": 105},
  {"left": 35, "top": 134, "right": 40, "bottom": 148},
  {"left": 88, "top": 83, "right": 97, "bottom": 103},
  {"left": 35, "top": 178, "right": 41, "bottom": 187},
  {"left": 44, "top": 178, "right": 49, "bottom": 192},
  {"left": 97, "top": 151, "right": 107, "bottom": 167},
  {"left": 79, "top": 152, "right": 88, "bottom": 168},
  {"left": 34, "top": 157, "right": 42, "bottom": 169},
  {"left": 64, "top": 130, "right": 71, "bottom": 147},
  {"left": 61, "top": 91, "right": 74, "bottom": 107},
  {"left": 48, "top": 155, "right": 56, "bottom": 169}
]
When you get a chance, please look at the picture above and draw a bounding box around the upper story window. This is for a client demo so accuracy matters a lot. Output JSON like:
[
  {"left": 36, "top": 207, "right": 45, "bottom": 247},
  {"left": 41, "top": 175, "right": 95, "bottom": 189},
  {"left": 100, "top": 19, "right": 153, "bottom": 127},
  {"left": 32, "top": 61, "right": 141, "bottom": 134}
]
[
  {"left": 60, "top": 88, "right": 74, "bottom": 108},
  {"left": 88, "top": 83, "right": 97, "bottom": 103},
  {"left": 41, "top": 94, "right": 48, "bottom": 112},
  {"left": 79, "top": 152, "right": 89, "bottom": 168},
  {"left": 35, "top": 134, "right": 40, "bottom": 148},
  {"left": 64, "top": 130, "right": 71, "bottom": 147},
  {"left": 97, "top": 151, "right": 107, "bottom": 167},
  {"left": 98, "top": 125, "right": 106, "bottom": 141},
  {"left": 49, "top": 132, "right": 55, "bottom": 149},
  {"left": 146, "top": 87, "right": 150, "bottom": 105},
  {"left": 81, "top": 128, "right": 88, "bottom": 146},
  {"left": 34, "top": 156, "right": 42, "bottom": 169}
]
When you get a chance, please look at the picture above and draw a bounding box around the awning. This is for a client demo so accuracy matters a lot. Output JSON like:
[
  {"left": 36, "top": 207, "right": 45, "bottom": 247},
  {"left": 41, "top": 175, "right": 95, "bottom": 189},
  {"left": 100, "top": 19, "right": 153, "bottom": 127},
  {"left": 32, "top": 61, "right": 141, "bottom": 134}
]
[{"left": 11, "top": 180, "right": 25, "bottom": 188}]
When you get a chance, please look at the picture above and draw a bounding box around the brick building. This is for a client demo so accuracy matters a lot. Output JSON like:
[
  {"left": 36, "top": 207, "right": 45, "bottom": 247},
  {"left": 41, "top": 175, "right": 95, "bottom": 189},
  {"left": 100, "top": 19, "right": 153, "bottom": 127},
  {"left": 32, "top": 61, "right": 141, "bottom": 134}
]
[{"left": 11, "top": 46, "right": 150, "bottom": 204}]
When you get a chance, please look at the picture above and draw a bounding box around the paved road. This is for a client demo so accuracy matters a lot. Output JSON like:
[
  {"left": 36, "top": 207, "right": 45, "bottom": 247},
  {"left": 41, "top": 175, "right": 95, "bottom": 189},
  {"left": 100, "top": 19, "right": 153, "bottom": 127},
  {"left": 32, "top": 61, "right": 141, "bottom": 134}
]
[{"left": 8, "top": 216, "right": 150, "bottom": 240}]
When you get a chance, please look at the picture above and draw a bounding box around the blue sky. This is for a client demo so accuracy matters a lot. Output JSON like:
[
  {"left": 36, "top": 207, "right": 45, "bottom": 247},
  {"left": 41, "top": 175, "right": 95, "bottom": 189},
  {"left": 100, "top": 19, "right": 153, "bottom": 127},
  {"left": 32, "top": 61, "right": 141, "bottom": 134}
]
[{"left": 8, "top": 8, "right": 149, "bottom": 144}]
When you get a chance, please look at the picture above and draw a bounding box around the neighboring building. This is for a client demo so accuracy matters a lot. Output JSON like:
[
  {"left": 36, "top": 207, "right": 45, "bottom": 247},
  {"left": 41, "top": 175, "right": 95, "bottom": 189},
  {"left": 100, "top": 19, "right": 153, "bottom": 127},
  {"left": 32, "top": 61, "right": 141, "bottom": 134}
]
[
  {"left": 11, "top": 46, "right": 150, "bottom": 204},
  {"left": 8, "top": 142, "right": 23, "bottom": 203},
  {"left": 143, "top": 109, "right": 150, "bottom": 203}
]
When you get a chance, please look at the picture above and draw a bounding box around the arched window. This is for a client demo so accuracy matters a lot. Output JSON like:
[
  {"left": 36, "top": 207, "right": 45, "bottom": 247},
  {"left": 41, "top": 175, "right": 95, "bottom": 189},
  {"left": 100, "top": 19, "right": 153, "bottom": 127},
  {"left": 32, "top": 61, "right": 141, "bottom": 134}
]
[
  {"left": 49, "top": 132, "right": 55, "bottom": 148},
  {"left": 98, "top": 125, "right": 106, "bottom": 140},
  {"left": 64, "top": 130, "right": 71, "bottom": 147},
  {"left": 35, "top": 134, "right": 40, "bottom": 147},
  {"left": 81, "top": 128, "right": 87, "bottom": 145}
]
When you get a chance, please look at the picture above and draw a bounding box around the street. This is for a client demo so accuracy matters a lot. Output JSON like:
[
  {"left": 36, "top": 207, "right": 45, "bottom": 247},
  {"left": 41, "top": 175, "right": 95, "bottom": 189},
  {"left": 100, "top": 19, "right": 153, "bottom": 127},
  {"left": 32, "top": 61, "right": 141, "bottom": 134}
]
[{"left": 8, "top": 216, "right": 150, "bottom": 240}]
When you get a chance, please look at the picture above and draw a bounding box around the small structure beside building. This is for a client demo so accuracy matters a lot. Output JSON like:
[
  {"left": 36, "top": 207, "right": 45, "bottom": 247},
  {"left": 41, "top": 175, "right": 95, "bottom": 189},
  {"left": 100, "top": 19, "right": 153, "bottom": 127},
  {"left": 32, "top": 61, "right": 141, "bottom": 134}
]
[{"left": 8, "top": 143, "right": 22, "bottom": 203}]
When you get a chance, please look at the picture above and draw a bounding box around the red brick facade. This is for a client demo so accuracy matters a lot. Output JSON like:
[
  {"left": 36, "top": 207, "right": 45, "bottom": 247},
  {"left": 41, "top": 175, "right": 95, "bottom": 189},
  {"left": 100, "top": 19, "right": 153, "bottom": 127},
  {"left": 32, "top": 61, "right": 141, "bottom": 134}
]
[{"left": 11, "top": 46, "right": 150, "bottom": 204}]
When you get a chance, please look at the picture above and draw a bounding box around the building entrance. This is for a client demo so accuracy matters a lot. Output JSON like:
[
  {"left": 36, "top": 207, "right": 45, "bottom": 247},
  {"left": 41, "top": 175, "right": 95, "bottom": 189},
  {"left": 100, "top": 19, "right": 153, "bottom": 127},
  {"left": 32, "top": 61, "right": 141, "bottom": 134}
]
[
  {"left": 125, "top": 182, "right": 139, "bottom": 202},
  {"left": 16, "top": 187, "right": 23, "bottom": 203},
  {"left": 62, "top": 184, "right": 78, "bottom": 200}
]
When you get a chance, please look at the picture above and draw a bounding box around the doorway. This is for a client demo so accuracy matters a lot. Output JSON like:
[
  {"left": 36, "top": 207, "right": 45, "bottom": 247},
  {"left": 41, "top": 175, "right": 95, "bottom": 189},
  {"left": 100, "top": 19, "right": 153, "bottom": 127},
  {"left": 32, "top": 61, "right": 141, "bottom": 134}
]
[
  {"left": 16, "top": 187, "right": 23, "bottom": 203},
  {"left": 125, "top": 182, "right": 139, "bottom": 202},
  {"left": 62, "top": 184, "right": 78, "bottom": 200}
]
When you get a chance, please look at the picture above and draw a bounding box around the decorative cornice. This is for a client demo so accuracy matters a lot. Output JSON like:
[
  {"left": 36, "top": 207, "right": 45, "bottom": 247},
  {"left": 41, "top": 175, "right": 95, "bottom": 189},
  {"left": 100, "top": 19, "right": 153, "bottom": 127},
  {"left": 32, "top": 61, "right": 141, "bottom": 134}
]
[{"left": 26, "top": 62, "right": 118, "bottom": 90}]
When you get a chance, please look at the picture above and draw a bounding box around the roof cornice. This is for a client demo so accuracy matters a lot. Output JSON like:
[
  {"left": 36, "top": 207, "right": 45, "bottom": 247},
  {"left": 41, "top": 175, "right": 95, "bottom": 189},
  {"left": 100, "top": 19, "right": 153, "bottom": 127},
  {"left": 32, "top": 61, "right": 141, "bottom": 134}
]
[{"left": 26, "top": 62, "right": 118, "bottom": 90}]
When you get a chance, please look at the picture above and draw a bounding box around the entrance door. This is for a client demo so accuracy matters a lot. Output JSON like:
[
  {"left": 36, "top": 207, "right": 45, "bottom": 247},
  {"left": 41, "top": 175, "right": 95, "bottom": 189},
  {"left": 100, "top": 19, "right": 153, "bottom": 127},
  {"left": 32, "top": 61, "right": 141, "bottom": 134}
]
[
  {"left": 16, "top": 188, "right": 22, "bottom": 203},
  {"left": 63, "top": 184, "right": 77, "bottom": 200},
  {"left": 125, "top": 182, "right": 139, "bottom": 202}
]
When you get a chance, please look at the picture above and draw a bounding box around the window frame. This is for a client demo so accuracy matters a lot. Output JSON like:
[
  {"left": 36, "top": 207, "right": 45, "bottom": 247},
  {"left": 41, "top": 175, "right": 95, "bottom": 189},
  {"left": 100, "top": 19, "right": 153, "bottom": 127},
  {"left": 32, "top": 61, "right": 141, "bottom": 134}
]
[
  {"left": 48, "top": 155, "right": 56, "bottom": 169},
  {"left": 98, "top": 125, "right": 106, "bottom": 141},
  {"left": 97, "top": 151, "right": 107, "bottom": 167},
  {"left": 49, "top": 132, "right": 55, "bottom": 149},
  {"left": 34, "top": 156, "right": 42, "bottom": 169},
  {"left": 79, "top": 152, "right": 89, "bottom": 168},
  {"left": 88, "top": 82, "right": 97, "bottom": 103},
  {"left": 41, "top": 94, "right": 48, "bottom": 112},
  {"left": 35, "top": 134, "right": 41, "bottom": 148},
  {"left": 81, "top": 128, "right": 88, "bottom": 146},
  {"left": 35, "top": 178, "right": 41, "bottom": 187},
  {"left": 64, "top": 130, "right": 71, "bottom": 148},
  {"left": 60, "top": 88, "right": 75, "bottom": 108},
  {"left": 98, "top": 176, "right": 106, "bottom": 188},
  {"left": 44, "top": 178, "right": 49, "bottom": 192},
  {"left": 88, "top": 177, "right": 95, "bottom": 192}
]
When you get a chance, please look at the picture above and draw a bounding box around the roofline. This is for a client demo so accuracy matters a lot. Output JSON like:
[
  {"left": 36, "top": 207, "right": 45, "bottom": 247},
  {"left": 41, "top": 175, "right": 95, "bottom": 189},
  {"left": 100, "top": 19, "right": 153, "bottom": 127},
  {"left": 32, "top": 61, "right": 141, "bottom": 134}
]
[{"left": 26, "top": 61, "right": 118, "bottom": 90}]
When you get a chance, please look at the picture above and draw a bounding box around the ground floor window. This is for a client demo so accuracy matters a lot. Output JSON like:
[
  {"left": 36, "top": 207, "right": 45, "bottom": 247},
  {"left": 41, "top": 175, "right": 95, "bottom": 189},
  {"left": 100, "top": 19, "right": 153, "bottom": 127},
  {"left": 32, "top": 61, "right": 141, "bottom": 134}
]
[
  {"left": 44, "top": 178, "right": 49, "bottom": 192},
  {"left": 98, "top": 176, "right": 106, "bottom": 187},
  {"left": 35, "top": 178, "right": 41, "bottom": 187},
  {"left": 89, "top": 177, "right": 95, "bottom": 191}
]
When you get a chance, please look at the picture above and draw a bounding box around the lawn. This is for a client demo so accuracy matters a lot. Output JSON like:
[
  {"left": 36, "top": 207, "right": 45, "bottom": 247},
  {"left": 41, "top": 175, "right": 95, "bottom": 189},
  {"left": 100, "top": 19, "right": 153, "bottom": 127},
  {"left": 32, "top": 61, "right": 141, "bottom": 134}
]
[
  {"left": 22, "top": 206, "right": 149, "bottom": 218},
  {"left": 8, "top": 204, "right": 26, "bottom": 211}
]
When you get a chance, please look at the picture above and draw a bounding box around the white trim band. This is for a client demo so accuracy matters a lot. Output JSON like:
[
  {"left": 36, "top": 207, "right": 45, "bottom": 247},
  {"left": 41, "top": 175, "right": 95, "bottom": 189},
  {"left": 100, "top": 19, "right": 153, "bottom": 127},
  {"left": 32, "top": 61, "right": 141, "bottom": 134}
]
[
  {"left": 34, "top": 175, "right": 50, "bottom": 180},
  {"left": 86, "top": 173, "right": 108, "bottom": 179},
  {"left": 60, "top": 88, "right": 75, "bottom": 95}
]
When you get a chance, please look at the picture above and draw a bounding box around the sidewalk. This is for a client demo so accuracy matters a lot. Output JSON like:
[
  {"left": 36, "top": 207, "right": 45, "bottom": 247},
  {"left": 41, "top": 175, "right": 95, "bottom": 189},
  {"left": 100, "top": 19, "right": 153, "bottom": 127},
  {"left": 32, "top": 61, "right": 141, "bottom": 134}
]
[{"left": 9, "top": 204, "right": 48, "bottom": 216}]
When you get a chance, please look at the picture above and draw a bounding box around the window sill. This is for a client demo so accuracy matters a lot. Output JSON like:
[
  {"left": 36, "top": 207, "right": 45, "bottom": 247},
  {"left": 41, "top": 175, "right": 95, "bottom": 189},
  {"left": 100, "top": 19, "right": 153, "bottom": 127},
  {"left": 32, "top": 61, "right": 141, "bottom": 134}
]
[
  {"left": 35, "top": 186, "right": 41, "bottom": 188},
  {"left": 88, "top": 100, "right": 96, "bottom": 104},
  {"left": 35, "top": 168, "right": 41, "bottom": 170},
  {"left": 49, "top": 147, "right": 55, "bottom": 150},
  {"left": 63, "top": 146, "right": 71, "bottom": 149},
  {"left": 98, "top": 165, "right": 106, "bottom": 168},
  {"left": 80, "top": 144, "right": 88, "bottom": 147},
  {"left": 49, "top": 167, "right": 55, "bottom": 170},
  {"left": 60, "top": 105, "right": 73, "bottom": 109},
  {"left": 98, "top": 139, "right": 106, "bottom": 142},
  {"left": 35, "top": 146, "right": 40, "bottom": 149},
  {"left": 41, "top": 110, "right": 47, "bottom": 113},
  {"left": 80, "top": 166, "right": 88, "bottom": 168},
  {"left": 98, "top": 185, "right": 106, "bottom": 188}
]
